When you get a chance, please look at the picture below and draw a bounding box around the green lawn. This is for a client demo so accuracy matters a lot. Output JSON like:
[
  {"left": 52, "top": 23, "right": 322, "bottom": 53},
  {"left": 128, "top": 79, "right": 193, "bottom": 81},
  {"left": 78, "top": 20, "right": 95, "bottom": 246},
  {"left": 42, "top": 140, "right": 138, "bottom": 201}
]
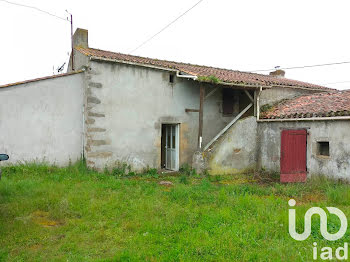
[{"left": 0, "top": 163, "right": 350, "bottom": 261}]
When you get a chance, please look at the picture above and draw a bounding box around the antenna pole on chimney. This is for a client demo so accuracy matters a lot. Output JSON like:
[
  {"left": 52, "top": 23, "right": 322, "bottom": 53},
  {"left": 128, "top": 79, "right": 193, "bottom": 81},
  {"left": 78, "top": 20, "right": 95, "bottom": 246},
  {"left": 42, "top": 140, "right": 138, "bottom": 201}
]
[
  {"left": 70, "top": 13, "right": 74, "bottom": 71},
  {"left": 66, "top": 10, "right": 74, "bottom": 71}
]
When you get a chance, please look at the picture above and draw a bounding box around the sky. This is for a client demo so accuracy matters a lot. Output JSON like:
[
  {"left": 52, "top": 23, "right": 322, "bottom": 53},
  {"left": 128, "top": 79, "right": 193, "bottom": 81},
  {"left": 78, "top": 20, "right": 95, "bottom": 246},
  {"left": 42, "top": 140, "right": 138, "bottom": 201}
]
[{"left": 1, "top": 0, "right": 350, "bottom": 90}]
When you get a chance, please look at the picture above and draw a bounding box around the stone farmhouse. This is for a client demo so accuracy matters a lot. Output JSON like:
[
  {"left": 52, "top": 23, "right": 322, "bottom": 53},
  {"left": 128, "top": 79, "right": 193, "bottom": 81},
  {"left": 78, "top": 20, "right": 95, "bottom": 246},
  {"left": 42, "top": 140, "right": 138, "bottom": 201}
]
[{"left": 0, "top": 28, "right": 349, "bottom": 181}]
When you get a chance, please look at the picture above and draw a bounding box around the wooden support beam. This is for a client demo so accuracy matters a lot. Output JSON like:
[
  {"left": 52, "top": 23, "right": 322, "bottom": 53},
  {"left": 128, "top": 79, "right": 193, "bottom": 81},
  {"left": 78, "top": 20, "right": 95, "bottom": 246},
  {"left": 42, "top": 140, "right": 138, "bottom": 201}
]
[
  {"left": 254, "top": 90, "right": 257, "bottom": 116},
  {"left": 257, "top": 86, "right": 262, "bottom": 120},
  {"left": 244, "top": 90, "right": 254, "bottom": 103},
  {"left": 185, "top": 108, "right": 200, "bottom": 113},
  {"left": 198, "top": 84, "right": 205, "bottom": 150},
  {"left": 203, "top": 103, "right": 253, "bottom": 151},
  {"left": 204, "top": 87, "right": 219, "bottom": 100}
]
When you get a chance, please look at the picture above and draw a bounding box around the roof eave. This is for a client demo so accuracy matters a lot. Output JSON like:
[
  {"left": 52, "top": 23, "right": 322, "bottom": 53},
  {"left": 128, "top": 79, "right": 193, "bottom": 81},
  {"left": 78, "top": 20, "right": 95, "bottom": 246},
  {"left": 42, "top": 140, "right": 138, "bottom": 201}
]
[
  {"left": 0, "top": 70, "right": 85, "bottom": 89},
  {"left": 87, "top": 54, "right": 329, "bottom": 91},
  {"left": 263, "top": 84, "right": 332, "bottom": 92},
  {"left": 258, "top": 116, "right": 350, "bottom": 122},
  {"left": 89, "top": 56, "right": 264, "bottom": 89}
]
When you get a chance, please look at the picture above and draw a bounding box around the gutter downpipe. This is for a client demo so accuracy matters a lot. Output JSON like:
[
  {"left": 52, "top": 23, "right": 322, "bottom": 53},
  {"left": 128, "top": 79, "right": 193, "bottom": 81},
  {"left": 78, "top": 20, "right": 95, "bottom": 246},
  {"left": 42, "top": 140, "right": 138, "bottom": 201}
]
[
  {"left": 176, "top": 71, "right": 197, "bottom": 80},
  {"left": 81, "top": 67, "right": 86, "bottom": 160},
  {"left": 82, "top": 100, "right": 85, "bottom": 160}
]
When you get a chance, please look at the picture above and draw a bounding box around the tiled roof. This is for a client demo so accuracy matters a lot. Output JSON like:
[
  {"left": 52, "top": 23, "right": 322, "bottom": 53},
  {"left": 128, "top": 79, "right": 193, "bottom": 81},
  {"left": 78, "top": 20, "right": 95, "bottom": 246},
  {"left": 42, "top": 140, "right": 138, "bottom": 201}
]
[
  {"left": 76, "top": 47, "right": 328, "bottom": 90},
  {"left": 0, "top": 70, "right": 84, "bottom": 89},
  {"left": 261, "top": 90, "right": 350, "bottom": 119}
]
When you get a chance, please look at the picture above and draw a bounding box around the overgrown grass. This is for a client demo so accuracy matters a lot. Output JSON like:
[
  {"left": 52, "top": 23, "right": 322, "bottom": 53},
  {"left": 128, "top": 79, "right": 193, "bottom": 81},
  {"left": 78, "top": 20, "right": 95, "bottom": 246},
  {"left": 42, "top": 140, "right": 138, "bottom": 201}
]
[
  {"left": 197, "top": 75, "right": 220, "bottom": 84},
  {"left": 1, "top": 162, "right": 350, "bottom": 261}
]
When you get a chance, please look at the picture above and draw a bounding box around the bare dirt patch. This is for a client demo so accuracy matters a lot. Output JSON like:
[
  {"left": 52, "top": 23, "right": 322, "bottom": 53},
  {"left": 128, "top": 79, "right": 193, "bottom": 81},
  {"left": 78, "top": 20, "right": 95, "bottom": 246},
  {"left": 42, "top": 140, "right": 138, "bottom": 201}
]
[{"left": 31, "top": 211, "right": 64, "bottom": 227}]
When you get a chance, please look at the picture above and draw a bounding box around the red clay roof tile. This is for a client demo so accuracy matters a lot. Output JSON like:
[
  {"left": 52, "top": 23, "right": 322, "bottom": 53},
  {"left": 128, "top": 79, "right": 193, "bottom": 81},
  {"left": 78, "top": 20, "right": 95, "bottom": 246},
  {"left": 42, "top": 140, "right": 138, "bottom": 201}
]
[
  {"left": 76, "top": 47, "right": 328, "bottom": 90},
  {"left": 261, "top": 90, "right": 350, "bottom": 119}
]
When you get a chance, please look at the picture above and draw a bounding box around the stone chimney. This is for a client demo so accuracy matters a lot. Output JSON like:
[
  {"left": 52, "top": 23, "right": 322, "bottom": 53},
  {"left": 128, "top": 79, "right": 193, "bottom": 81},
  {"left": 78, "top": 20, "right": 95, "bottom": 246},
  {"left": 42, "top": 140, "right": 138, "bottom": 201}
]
[
  {"left": 73, "top": 28, "right": 88, "bottom": 49},
  {"left": 269, "top": 69, "right": 285, "bottom": 78},
  {"left": 68, "top": 28, "right": 88, "bottom": 72}
]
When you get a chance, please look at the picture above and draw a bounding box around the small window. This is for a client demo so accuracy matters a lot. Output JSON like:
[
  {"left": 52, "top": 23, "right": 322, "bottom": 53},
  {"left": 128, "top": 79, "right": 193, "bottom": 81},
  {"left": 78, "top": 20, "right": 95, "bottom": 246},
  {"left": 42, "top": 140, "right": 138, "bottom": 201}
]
[
  {"left": 317, "top": 141, "right": 330, "bottom": 156},
  {"left": 169, "top": 74, "right": 174, "bottom": 83}
]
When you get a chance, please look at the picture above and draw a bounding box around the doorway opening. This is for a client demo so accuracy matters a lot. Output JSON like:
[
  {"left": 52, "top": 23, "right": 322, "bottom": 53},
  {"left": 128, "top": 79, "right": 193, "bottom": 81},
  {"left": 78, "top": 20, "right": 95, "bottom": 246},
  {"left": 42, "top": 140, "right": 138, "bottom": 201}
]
[{"left": 161, "top": 124, "right": 179, "bottom": 171}]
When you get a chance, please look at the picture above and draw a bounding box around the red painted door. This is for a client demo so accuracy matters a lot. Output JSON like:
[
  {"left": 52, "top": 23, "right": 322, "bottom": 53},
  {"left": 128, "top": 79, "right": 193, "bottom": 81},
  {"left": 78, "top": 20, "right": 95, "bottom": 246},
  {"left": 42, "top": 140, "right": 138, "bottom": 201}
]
[{"left": 280, "top": 129, "right": 307, "bottom": 183}]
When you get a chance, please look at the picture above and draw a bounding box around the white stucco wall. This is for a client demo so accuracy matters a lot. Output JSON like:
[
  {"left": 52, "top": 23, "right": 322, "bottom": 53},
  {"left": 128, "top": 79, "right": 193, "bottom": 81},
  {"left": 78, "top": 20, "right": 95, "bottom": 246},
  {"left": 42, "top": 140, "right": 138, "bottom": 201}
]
[
  {"left": 260, "top": 87, "right": 322, "bottom": 106},
  {"left": 257, "top": 120, "right": 350, "bottom": 180},
  {"left": 84, "top": 60, "right": 236, "bottom": 171},
  {"left": 0, "top": 73, "right": 84, "bottom": 165},
  {"left": 206, "top": 116, "right": 258, "bottom": 175},
  {"left": 201, "top": 116, "right": 350, "bottom": 180}
]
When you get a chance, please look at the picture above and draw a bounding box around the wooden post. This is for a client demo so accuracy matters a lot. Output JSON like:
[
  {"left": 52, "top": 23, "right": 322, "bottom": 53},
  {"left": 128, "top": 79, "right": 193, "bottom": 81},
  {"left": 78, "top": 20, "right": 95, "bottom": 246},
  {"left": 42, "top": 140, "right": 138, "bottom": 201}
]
[
  {"left": 257, "top": 86, "right": 262, "bottom": 121},
  {"left": 254, "top": 90, "right": 257, "bottom": 116},
  {"left": 198, "top": 84, "right": 205, "bottom": 150}
]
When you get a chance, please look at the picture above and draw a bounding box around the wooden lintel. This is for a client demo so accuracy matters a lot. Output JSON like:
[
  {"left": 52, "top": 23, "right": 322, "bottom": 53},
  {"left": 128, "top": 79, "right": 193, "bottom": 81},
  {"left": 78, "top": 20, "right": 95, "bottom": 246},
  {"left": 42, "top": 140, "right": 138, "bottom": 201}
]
[
  {"left": 254, "top": 90, "right": 257, "bottom": 116},
  {"left": 185, "top": 108, "right": 200, "bottom": 113}
]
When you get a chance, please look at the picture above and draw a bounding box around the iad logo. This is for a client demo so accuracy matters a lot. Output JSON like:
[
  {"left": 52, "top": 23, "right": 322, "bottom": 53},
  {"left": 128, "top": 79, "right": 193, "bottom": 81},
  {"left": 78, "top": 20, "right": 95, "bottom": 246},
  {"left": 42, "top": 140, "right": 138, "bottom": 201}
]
[
  {"left": 288, "top": 199, "right": 347, "bottom": 241},
  {"left": 288, "top": 199, "right": 349, "bottom": 260}
]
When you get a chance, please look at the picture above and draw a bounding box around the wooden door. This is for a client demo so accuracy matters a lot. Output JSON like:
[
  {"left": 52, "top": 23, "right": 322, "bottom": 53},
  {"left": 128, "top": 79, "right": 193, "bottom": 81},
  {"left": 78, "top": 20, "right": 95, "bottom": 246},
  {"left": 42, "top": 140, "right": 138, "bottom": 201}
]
[
  {"left": 280, "top": 129, "right": 307, "bottom": 183},
  {"left": 165, "top": 124, "right": 179, "bottom": 171}
]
